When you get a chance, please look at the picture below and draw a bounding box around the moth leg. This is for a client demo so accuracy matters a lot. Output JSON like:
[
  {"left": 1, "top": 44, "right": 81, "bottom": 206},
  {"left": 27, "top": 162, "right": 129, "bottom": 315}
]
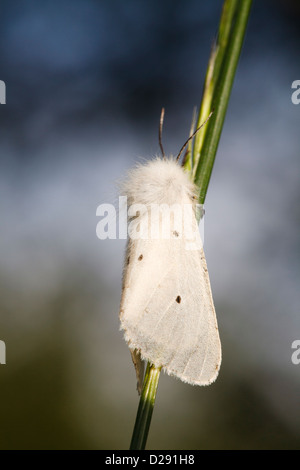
[{"left": 130, "top": 349, "right": 145, "bottom": 395}]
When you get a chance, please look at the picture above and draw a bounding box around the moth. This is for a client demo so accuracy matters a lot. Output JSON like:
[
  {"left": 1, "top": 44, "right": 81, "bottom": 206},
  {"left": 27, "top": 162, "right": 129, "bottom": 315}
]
[{"left": 119, "top": 110, "right": 221, "bottom": 392}]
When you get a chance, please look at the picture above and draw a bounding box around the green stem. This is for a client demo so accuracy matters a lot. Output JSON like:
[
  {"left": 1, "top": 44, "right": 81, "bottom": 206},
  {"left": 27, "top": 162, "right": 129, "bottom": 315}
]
[
  {"left": 194, "top": 0, "right": 252, "bottom": 203},
  {"left": 129, "top": 364, "right": 161, "bottom": 450},
  {"left": 192, "top": 0, "right": 239, "bottom": 174}
]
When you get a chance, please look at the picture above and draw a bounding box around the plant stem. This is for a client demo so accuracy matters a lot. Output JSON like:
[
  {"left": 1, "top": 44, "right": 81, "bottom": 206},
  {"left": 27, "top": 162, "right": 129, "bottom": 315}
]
[
  {"left": 194, "top": 0, "right": 252, "bottom": 203},
  {"left": 130, "top": 364, "right": 161, "bottom": 450},
  {"left": 191, "top": 0, "right": 239, "bottom": 174}
]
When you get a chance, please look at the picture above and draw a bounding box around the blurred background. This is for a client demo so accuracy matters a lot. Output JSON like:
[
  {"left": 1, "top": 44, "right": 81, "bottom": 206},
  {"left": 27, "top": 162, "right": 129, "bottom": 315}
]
[{"left": 0, "top": 0, "right": 299, "bottom": 450}]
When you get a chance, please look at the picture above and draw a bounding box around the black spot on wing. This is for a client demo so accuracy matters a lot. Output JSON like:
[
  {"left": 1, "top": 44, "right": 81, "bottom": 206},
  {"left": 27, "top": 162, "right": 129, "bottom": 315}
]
[
  {"left": 176, "top": 295, "right": 181, "bottom": 304},
  {"left": 138, "top": 254, "right": 143, "bottom": 261}
]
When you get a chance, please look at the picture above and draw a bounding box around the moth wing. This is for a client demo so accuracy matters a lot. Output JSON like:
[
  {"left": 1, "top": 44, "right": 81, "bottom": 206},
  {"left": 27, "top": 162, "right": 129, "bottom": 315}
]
[{"left": 120, "top": 222, "right": 221, "bottom": 386}]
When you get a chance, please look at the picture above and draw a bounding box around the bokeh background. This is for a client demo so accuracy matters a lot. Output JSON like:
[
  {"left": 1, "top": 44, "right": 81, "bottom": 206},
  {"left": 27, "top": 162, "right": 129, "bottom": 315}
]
[{"left": 0, "top": 0, "right": 299, "bottom": 450}]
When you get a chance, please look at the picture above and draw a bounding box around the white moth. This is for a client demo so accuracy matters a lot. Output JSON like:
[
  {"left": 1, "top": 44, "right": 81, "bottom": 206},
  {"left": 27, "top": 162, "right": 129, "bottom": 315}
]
[{"left": 119, "top": 113, "right": 221, "bottom": 391}]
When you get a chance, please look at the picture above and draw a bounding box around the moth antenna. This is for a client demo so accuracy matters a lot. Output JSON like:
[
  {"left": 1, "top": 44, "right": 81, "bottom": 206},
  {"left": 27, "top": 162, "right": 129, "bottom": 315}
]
[
  {"left": 159, "top": 107, "right": 166, "bottom": 159},
  {"left": 182, "top": 106, "right": 197, "bottom": 167},
  {"left": 176, "top": 110, "right": 214, "bottom": 162}
]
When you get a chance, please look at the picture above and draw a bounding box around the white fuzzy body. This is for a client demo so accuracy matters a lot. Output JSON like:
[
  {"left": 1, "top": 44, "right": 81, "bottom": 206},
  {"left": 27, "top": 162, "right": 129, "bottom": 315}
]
[
  {"left": 120, "top": 157, "right": 221, "bottom": 387},
  {"left": 122, "top": 157, "right": 197, "bottom": 207}
]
